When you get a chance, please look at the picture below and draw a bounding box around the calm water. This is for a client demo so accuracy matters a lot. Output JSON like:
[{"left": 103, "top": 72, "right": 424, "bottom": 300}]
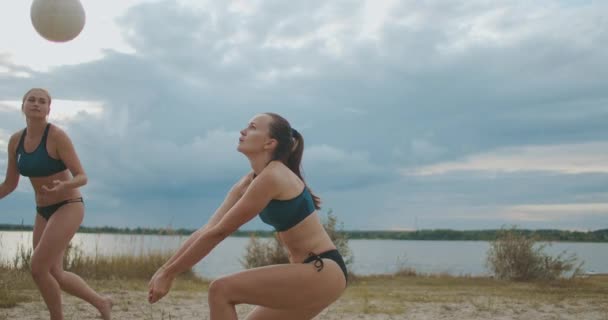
[{"left": 0, "top": 231, "right": 606, "bottom": 279}]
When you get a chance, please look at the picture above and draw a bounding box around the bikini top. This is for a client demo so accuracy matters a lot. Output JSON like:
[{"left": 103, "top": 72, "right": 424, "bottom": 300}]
[
  {"left": 259, "top": 187, "right": 316, "bottom": 232},
  {"left": 16, "top": 124, "right": 67, "bottom": 177}
]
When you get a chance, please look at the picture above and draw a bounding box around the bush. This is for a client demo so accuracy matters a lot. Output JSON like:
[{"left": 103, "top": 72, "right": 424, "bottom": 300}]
[
  {"left": 240, "top": 233, "right": 290, "bottom": 269},
  {"left": 241, "top": 210, "right": 354, "bottom": 268},
  {"left": 486, "top": 227, "right": 583, "bottom": 281},
  {"left": 324, "top": 209, "right": 354, "bottom": 267}
]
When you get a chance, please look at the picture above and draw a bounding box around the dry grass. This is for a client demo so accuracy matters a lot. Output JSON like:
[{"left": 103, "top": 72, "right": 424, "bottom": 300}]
[
  {"left": 340, "top": 273, "right": 608, "bottom": 315},
  {"left": 0, "top": 267, "right": 37, "bottom": 308},
  {"left": 0, "top": 237, "right": 201, "bottom": 309}
]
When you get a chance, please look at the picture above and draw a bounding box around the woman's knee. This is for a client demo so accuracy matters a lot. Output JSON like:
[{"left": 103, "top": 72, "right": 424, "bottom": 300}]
[
  {"left": 30, "top": 256, "right": 52, "bottom": 280},
  {"left": 208, "top": 277, "right": 236, "bottom": 304},
  {"left": 49, "top": 267, "right": 65, "bottom": 283}
]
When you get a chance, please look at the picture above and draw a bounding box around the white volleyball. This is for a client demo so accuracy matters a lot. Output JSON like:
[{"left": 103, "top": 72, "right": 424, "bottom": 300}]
[{"left": 30, "top": 0, "right": 86, "bottom": 42}]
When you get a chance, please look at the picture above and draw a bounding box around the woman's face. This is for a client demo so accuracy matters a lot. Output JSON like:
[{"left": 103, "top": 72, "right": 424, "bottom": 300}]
[
  {"left": 22, "top": 89, "right": 51, "bottom": 119},
  {"left": 237, "top": 113, "right": 276, "bottom": 155}
]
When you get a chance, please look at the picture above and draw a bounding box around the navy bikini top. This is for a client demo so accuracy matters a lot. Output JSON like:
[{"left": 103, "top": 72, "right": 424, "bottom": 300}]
[
  {"left": 259, "top": 187, "right": 316, "bottom": 232},
  {"left": 16, "top": 124, "right": 67, "bottom": 177}
]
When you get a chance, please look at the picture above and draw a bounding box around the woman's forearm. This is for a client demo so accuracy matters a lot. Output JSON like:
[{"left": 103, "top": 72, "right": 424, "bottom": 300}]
[
  {"left": 0, "top": 182, "right": 14, "bottom": 200},
  {"left": 161, "top": 229, "right": 203, "bottom": 268},
  {"left": 158, "top": 180, "right": 245, "bottom": 276},
  {"left": 159, "top": 191, "right": 239, "bottom": 272},
  {"left": 63, "top": 174, "right": 87, "bottom": 189},
  {"left": 164, "top": 228, "right": 225, "bottom": 277}
]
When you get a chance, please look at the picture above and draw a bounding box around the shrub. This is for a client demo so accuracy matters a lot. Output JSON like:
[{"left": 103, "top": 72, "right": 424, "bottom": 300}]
[{"left": 486, "top": 227, "right": 583, "bottom": 281}]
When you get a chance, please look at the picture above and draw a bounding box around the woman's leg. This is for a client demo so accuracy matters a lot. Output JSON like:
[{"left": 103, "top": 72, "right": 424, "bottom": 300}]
[
  {"left": 32, "top": 213, "right": 47, "bottom": 248},
  {"left": 30, "top": 202, "right": 111, "bottom": 320},
  {"left": 50, "top": 247, "right": 112, "bottom": 320},
  {"left": 244, "top": 306, "right": 323, "bottom": 320},
  {"left": 31, "top": 212, "right": 64, "bottom": 320},
  {"left": 208, "top": 259, "right": 346, "bottom": 320}
]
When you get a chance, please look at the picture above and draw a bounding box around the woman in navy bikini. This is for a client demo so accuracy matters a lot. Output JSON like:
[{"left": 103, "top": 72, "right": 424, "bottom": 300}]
[
  {"left": 148, "top": 113, "right": 348, "bottom": 319},
  {"left": 0, "top": 88, "right": 112, "bottom": 320}
]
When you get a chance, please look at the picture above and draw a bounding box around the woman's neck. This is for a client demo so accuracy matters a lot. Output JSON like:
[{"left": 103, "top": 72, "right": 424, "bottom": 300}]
[
  {"left": 25, "top": 118, "right": 48, "bottom": 136},
  {"left": 249, "top": 153, "right": 273, "bottom": 176}
]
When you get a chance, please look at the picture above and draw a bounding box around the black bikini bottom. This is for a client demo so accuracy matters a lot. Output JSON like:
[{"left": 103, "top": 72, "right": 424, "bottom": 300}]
[
  {"left": 36, "top": 197, "right": 84, "bottom": 220},
  {"left": 303, "top": 249, "right": 348, "bottom": 285}
]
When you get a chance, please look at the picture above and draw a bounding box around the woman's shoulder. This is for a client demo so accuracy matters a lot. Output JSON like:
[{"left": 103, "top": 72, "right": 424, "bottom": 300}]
[
  {"left": 48, "top": 123, "right": 66, "bottom": 134},
  {"left": 265, "top": 160, "right": 290, "bottom": 173},
  {"left": 260, "top": 161, "right": 292, "bottom": 181},
  {"left": 8, "top": 129, "right": 26, "bottom": 146},
  {"left": 47, "top": 123, "right": 70, "bottom": 141},
  {"left": 10, "top": 128, "right": 24, "bottom": 138},
  {"left": 263, "top": 161, "right": 300, "bottom": 186}
]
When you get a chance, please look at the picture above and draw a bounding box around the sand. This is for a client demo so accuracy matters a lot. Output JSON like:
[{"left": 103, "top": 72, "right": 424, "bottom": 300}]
[{"left": 1, "top": 288, "right": 606, "bottom": 320}]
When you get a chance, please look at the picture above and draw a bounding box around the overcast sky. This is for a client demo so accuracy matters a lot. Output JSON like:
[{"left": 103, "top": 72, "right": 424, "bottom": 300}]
[{"left": 1, "top": 0, "right": 607, "bottom": 231}]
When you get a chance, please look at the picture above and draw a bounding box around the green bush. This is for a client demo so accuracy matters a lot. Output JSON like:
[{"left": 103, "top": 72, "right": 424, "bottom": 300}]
[
  {"left": 486, "top": 227, "right": 583, "bottom": 281},
  {"left": 241, "top": 210, "right": 354, "bottom": 268}
]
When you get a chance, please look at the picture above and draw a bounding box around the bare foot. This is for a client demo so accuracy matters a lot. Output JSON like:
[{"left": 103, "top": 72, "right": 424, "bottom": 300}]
[{"left": 99, "top": 296, "right": 113, "bottom": 320}]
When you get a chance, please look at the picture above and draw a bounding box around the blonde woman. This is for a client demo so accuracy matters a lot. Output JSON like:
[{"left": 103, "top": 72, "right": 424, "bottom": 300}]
[{"left": 0, "top": 88, "right": 112, "bottom": 320}]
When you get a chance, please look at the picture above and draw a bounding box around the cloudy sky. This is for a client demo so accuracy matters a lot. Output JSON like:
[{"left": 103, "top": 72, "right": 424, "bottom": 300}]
[{"left": 1, "top": 0, "right": 607, "bottom": 231}]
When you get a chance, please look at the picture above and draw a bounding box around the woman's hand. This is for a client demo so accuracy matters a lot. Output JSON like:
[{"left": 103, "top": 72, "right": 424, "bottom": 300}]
[
  {"left": 148, "top": 268, "right": 175, "bottom": 304},
  {"left": 150, "top": 266, "right": 164, "bottom": 283},
  {"left": 42, "top": 179, "right": 66, "bottom": 193}
]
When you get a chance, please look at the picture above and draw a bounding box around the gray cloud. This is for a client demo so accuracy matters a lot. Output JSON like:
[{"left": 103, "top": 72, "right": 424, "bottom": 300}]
[{"left": 1, "top": 0, "right": 607, "bottom": 230}]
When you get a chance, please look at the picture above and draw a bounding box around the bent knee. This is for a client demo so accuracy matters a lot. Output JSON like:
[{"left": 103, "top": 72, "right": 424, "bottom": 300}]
[
  {"left": 208, "top": 277, "right": 238, "bottom": 304},
  {"left": 30, "top": 260, "right": 52, "bottom": 279},
  {"left": 49, "top": 267, "right": 65, "bottom": 282}
]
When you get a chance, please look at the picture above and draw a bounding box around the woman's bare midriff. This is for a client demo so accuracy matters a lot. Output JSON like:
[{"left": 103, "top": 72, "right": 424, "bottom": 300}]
[
  {"left": 29, "top": 170, "right": 81, "bottom": 206},
  {"left": 278, "top": 211, "right": 338, "bottom": 263}
]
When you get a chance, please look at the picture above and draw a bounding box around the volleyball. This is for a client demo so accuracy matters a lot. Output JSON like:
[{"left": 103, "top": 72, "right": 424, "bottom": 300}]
[{"left": 30, "top": 0, "right": 86, "bottom": 42}]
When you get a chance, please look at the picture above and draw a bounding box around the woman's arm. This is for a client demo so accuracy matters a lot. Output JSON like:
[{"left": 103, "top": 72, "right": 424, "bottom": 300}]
[
  {"left": 0, "top": 133, "right": 21, "bottom": 200},
  {"left": 54, "top": 128, "right": 87, "bottom": 189},
  {"left": 148, "top": 168, "right": 281, "bottom": 303},
  {"left": 163, "top": 169, "right": 279, "bottom": 277},
  {"left": 156, "top": 173, "right": 253, "bottom": 270},
  {"left": 39, "top": 127, "right": 87, "bottom": 194},
  {"left": 204, "top": 172, "right": 254, "bottom": 230}
]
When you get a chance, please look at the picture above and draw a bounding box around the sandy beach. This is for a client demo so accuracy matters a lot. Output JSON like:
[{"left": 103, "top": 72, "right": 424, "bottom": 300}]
[{"left": 2, "top": 277, "right": 607, "bottom": 320}]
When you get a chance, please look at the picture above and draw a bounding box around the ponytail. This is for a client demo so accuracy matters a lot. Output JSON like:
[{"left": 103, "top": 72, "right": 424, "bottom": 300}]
[
  {"left": 266, "top": 113, "right": 321, "bottom": 209},
  {"left": 286, "top": 129, "right": 321, "bottom": 209}
]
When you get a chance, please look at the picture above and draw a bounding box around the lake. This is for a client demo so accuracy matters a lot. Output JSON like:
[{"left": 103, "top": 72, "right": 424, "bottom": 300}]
[{"left": 1, "top": 231, "right": 606, "bottom": 278}]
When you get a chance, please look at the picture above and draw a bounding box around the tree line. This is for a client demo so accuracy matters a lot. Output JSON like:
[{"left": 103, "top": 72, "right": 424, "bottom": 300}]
[{"left": 0, "top": 223, "right": 606, "bottom": 242}]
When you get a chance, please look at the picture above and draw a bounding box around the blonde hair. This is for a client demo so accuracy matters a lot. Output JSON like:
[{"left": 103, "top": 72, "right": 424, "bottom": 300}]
[{"left": 22, "top": 88, "right": 52, "bottom": 107}]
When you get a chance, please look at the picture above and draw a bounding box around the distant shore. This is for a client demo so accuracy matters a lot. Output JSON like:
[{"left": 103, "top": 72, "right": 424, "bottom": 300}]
[{"left": 1, "top": 223, "right": 607, "bottom": 242}]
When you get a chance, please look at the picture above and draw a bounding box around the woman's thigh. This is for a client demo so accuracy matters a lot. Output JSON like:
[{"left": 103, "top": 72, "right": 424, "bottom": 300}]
[
  {"left": 211, "top": 258, "right": 346, "bottom": 310},
  {"left": 31, "top": 203, "right": 84, "bottom": 268},
  {"left": 245, "top": 305, "right": 324, "bottom": 320}
]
